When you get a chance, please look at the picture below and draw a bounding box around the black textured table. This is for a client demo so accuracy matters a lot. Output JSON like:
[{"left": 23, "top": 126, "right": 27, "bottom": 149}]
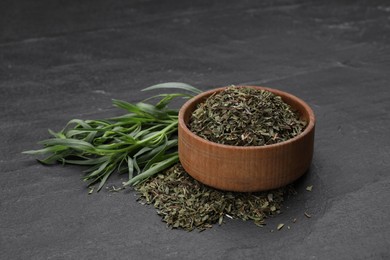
[{"left": 1, "top": 1, "right": 390, "bottom": 259}]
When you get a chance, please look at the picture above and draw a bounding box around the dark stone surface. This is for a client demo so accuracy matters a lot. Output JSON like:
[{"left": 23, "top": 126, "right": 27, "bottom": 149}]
[{"left": 1, "top": 0, "right": 390, "bottom": 259}]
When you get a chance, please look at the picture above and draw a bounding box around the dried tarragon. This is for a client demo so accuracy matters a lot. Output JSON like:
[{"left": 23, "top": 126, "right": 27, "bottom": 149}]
[
  {"left": 188, "top": 86, "right": 307, "bottom": 146},
  {"left": 136, "top": 164, "right": 294, "bottom": 231}
]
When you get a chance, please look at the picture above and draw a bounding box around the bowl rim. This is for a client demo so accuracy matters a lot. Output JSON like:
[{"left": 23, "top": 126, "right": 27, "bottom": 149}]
[{"left": 178, "top": 85, "right": 316, "bottom": 150}]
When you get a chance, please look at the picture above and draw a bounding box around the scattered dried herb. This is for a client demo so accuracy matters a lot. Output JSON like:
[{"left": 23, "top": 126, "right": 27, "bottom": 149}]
[
  {"left": 277, "top": 223, "right": 285, "bottom": 230},
  {"left": 306, "top": 185, "right": 313, "bottom": 192},
  {"left": 188, "top": 86, "right": 307, "bottom": 146},
  {"left": 136, "top": 163, "right": 295, "bottom": 231}
]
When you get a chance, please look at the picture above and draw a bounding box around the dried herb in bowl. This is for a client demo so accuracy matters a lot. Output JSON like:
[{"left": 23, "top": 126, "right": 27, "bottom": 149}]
[{"left": 188, "top": 86, "right": 307, "bottom": 146}]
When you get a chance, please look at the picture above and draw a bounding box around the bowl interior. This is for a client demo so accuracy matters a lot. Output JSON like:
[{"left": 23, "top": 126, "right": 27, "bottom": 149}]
[{"left": 180, "top": 86, "right": 315, "bottom": 148}]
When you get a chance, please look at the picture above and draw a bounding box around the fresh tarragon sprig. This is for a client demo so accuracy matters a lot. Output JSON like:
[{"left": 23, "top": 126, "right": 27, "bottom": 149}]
[{"left": 23, "top": 82, "right": 202, "bottom": 191}]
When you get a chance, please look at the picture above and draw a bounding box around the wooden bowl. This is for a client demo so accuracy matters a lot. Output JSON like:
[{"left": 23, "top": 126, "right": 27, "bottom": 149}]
[{"left": 178, "top": 86, "right": 315, "bottom": 192}]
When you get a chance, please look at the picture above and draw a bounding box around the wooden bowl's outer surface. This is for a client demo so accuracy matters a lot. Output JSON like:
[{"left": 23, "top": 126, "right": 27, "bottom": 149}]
[{"left": 178, "top": 86, "right": 316, "bottom": 192}]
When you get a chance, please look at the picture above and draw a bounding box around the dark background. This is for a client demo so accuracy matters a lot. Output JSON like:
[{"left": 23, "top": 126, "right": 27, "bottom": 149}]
[{"left": 1, "top": 0, "right": 389, "bottom": 259}]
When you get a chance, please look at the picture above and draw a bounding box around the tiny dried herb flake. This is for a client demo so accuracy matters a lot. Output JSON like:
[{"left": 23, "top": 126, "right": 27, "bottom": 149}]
[{"left": 306, "top": 185, "right": 313, "bottom": 192}]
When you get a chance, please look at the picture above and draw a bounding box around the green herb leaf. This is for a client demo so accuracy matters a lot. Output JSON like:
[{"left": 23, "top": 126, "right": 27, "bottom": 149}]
[
  {"left": 142, "top": 93, "right": 192, "bottom": 110},
  {"left": 39, "top": 138, "right": 96, "bottom": 153},
  {"left": 123, "top": 154, "right": 179, "bottom": 186},
  {"left": 127, "top": 156, "right": 134, "bottom": 179},
  {"left": 142, "top": 82, "right": 202, "bottom": 95}
]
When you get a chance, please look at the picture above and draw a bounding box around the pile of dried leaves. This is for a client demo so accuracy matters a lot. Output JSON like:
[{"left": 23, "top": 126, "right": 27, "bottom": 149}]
[
  {"left": 136, "top": 164, "right": 294, "bottom": 231},
  {"left": 189, "top": 86, "right": 307, "bottom": 146}
]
